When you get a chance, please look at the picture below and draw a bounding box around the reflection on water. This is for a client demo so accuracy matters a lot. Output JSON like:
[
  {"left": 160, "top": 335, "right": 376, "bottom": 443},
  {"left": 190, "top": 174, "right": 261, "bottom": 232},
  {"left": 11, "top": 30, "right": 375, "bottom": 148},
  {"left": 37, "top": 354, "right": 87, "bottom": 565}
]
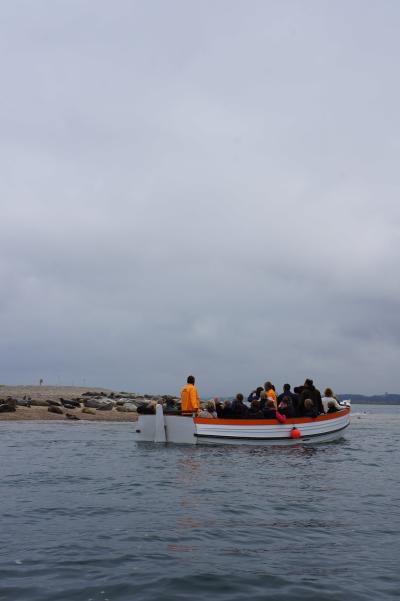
[{"left": 0, "top": 405, "right": 399, "bottom": 601}]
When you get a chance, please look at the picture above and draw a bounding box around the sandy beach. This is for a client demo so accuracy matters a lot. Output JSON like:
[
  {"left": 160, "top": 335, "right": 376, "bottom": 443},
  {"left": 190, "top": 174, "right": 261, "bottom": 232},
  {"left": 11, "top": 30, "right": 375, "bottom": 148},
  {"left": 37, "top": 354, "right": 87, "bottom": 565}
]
[{"left": 0, "top": 385, "right": 138, "bottom": 422}]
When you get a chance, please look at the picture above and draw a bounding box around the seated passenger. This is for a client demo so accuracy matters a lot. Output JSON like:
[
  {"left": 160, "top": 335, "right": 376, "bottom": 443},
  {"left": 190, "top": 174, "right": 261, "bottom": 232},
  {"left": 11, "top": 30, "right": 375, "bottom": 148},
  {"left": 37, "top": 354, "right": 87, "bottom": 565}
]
[
  {"left": 259, "top": 390, "right": 267, "bottom": 410},
  {"left": 247, "top": 399, "right": 264, "bottom": 419},
  {"left": 221, "top": 400, "right": 233, "bottom": 418},
  {"left": 302, "top": 398, "right": 319, "bottom": 418},
  {"left": 263, "top": 399, "right": 277, "bottom": 419},
  {"left": 231, "top": 393, "right": 248, "bottom": 418},
  {"left": 321, "top": 388, "right": 342, "bottom": 413},
  {"left": 278, "top": 397, "right": 295, "bottom": 418},
  {"left": 299, "top": 379, "right": 324, "bottom": 414},
  {"left": 327, "top": 400, "right": 339, "bottom": 414},
  {"left": 247, "top": 387, "right": 264, "bottom": 403},
  {"left": 214, "top": 398, "right": 224, "bottom": 418},
  {"left": 277, "top": 384, "right": 299, "bottom": 413},
  {"left": 199, "top": 400, "right": 218, "bottom": 418},
  {"left": 263, "top": 399, "right": 286, "bottom": 422}
]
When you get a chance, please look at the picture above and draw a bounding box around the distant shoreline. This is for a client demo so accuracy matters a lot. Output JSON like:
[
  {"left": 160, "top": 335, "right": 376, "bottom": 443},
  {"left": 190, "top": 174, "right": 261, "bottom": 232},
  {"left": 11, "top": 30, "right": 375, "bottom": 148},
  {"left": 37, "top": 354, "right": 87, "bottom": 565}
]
[
  {"left": 0, "top": 385, "right": 138, "bottom": 422},
  {"left": 1, "top": 385, "right": 399, "bottom": 423},
  {"left": 350, "top": 400, "right": 400, "bottom": 405}
]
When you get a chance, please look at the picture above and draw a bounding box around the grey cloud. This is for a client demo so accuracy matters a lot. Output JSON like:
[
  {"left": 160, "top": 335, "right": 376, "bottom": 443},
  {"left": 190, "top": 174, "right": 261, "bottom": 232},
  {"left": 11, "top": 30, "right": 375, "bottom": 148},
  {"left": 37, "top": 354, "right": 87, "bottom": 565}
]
[{"left": 1, "top": 1, "right": 400, "bottom": 396}]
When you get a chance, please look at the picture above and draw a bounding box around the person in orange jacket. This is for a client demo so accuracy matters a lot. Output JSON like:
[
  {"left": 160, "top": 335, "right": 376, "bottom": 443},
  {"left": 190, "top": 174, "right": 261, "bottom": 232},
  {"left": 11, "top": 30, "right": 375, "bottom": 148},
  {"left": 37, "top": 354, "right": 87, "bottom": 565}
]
[
  {"left": 180, "top": 375, "right": 200, "bottom": 415},
  {"left": 264, "top": 381, "right": 277, "bottom": 409}
]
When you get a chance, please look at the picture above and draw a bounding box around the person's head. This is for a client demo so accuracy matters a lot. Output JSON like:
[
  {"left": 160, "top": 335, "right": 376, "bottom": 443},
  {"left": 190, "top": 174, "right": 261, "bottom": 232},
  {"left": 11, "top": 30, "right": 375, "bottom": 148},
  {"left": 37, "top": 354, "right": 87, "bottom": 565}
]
[
  {"left": 324, "top": 387, "right": 333, "bottom": 397},
  {"left": 223, "top": 400, "right": 231, "bottom": 408},
  {"left": 205, "top": 400, "right": 215, "bottom": 412},
  {"left": 304, "top": 398, "right": 314, "bottom": 410},
  {"left": 304, "top": 378, "right": 313, "bottom": 388},
  {"left": 259, "top": 390, "right": 266, "bottom": 400},
  {"left": 251, "top": 399, "right": 260, "bottom": 411},
  {"left": 256, "top": 386, "right": 264, "bottom": 397},
  {"left": 283, "top": 383, "right": 291, "bottom": 392},
  {"left": 187, "top": 375, "right": 195, "bottom": 385},
  {"left": 266, "top": 399, "right": 276, "bottom": 409},
  {"left": 264, "top": 381, "right": 273, "bottom": 391},
  {"left": 236, "top": 393, "right": 244, "bottom": 402}
]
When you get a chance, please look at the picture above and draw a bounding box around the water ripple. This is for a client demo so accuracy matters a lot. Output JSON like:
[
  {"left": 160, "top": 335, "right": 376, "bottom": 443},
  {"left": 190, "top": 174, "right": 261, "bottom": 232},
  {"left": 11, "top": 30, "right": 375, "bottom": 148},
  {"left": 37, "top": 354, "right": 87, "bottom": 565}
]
[{"left": 1, "top": 406, "right": 399, "bottom": 601}]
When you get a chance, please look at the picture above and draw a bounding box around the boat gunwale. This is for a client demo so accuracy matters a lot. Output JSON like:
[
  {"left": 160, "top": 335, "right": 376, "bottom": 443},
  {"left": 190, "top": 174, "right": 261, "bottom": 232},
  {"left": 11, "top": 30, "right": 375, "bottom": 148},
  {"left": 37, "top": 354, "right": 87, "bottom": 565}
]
[{"left": 193, "top": 407, "right": 350, "bottom": 426}]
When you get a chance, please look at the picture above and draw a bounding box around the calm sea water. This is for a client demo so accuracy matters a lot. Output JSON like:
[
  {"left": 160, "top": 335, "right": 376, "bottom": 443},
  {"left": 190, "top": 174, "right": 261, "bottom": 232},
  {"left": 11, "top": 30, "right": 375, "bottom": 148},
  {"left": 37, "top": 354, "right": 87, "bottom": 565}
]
[{"left": 1, "top": 405, "right": 399, "bottom": 601}]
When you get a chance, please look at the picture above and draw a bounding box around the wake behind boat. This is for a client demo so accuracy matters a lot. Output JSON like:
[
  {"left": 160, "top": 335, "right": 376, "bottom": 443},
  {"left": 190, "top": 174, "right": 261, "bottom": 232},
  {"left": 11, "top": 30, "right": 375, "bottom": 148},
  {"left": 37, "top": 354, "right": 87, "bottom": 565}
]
[{"left": 135, "top": 405, "right": 351, "bottom": 445}]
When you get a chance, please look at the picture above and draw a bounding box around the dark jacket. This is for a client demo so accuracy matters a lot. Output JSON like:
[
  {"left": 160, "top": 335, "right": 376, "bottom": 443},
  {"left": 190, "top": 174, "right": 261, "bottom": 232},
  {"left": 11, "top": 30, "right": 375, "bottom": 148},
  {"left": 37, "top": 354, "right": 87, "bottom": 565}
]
[
  {"left": 279, "top": 404, "right": 295, "bottom": 418},
  {"left": 247, "top": 409, "right": 264, "bottom": 419},
  {"left": 215, "top": 402, "right": 224, "bottom": 418},
  {"left": 263, "top": 408, "right": 277, "bottom": 419},
  {"left": 299, "top": 385, "right": 323, "bottom": 415},
  {"left": 230, "top": 400, "right": 248, "bottom": 419},
  {"left": 221, "top": 408, "right": 233, "bottom": 419},
  {"left": 303, "top": 407, "right": 319, "bottom": 418},
  {"left": 277, "top": 391, "right": 299, "bottom": 412}
]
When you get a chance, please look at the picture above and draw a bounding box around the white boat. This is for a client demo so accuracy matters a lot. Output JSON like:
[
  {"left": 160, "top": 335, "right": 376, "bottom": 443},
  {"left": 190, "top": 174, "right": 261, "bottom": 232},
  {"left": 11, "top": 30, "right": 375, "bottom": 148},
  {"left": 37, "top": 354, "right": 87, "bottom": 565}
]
[{"left": 135, "top": 405, "right": 351, "bottom": 445}]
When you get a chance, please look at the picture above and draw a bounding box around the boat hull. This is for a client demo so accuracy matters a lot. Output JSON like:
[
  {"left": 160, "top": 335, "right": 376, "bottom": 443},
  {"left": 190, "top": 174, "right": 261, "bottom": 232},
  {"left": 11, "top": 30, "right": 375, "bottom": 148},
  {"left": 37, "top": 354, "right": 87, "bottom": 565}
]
[
  {"left": 194, "top": 426, "right": 348, "bottom": 445},
  {"left": 135, "top": 408, "right": 350, "bottom": 445}
]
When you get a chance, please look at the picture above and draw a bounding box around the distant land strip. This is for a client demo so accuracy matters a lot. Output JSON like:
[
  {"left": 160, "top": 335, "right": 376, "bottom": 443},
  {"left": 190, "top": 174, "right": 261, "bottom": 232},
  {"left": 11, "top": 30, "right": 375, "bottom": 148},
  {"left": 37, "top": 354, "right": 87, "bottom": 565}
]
[
  {"left": 338, "top": 393, "right": 400, "bottom": 404},
  {"left": 0, "top": 385, "right": 399, "bottom": 405}
]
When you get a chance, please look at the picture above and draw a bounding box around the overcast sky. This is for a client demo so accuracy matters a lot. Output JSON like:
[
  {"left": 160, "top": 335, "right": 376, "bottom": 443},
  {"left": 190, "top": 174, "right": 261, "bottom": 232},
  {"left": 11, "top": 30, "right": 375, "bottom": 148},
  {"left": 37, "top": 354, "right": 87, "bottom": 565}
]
[{"left": 1, "top": 1, "right": 399, "bottom": 396}]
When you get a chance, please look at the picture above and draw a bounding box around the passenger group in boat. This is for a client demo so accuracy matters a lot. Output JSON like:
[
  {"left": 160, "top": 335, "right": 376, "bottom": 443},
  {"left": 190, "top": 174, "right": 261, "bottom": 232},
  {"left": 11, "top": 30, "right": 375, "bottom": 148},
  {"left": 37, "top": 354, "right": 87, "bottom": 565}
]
[
  {"left": 137, "top": 376, "right": 344, "bottom": 418},
  {"left": 180, "top": 376, "right": 344, "bottom": 420}
]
